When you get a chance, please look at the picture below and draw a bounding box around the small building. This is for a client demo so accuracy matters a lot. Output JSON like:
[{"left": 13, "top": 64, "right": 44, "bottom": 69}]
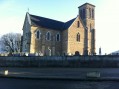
[
  {"left": 110, "top": 50, "right": 119, "bottom": 55},
  {"left": 22, "top": 3, "right": 96, "bottom": 56}
]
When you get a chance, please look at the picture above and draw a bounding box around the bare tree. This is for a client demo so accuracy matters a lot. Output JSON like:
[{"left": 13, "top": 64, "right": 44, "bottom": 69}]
[{"left": 0, "top": 33, "right": 21, "bottom": 53}]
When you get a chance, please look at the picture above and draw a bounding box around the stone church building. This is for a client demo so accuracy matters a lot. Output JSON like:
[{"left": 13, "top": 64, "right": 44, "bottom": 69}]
[{"left": 22, "top": 3, "right": 96, "bottom": 56}]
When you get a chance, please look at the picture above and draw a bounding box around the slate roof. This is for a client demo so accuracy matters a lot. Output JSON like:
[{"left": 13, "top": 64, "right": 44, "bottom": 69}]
[{"left": 29, "top": 14, "right": 76, "bottom": 31}]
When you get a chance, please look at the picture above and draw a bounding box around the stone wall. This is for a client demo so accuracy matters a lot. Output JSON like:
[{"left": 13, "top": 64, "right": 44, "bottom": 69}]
[
  {"left": 0, "top": 55, "right": 119, "bottom": 67},
  {"left": 30, "top": 26, "right": 62, "bottom": 56},
  {"left": 67, "top": 17, "right": 85, "bottom": 55},
  {"left": 22, "top": 13, "right": 31, "bottom": 52},
  {"left": 62, "top": 29, "right": 68, "bottom": 55}
]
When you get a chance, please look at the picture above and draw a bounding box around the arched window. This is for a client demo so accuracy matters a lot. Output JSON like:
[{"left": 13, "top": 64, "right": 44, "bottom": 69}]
[
  {"left": 77, "top": 21, "right": 80, "bottom": 28},
  {"left": 80, "top": 10, "right": 83, "bottom": 19},
  {"left": 56, "top": 33, "right": 60, "bottom": 41},
  {"left": 76, "top": 33, "right": 80, "bottom": 42},
  {"left": 92, "top": 9, "right": 94, "bottom": 19},
  {"left": 89, "top": 8, "right": 91, "bottom": 18},
  {"left": 83, "top": 9, "right": 85, "bottom": 19},
  {"left": 35, "top": 30, "right": 41, "bottom": 39},
  {"left": 46, "top": 32, "right": 51, "bottom": 41}
]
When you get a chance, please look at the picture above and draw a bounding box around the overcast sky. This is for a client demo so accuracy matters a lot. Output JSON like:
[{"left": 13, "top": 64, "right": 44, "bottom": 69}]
[{"left": 0, "top": 0, "right": 119, "bottom": 54}]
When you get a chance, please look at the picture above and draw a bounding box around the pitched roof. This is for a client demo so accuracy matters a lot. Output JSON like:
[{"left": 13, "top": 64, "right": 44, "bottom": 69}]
[{"left": 29, "top": 14, "right": 76, "bottom": 31}]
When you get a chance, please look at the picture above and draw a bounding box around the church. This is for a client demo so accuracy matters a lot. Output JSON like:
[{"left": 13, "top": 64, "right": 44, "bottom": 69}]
[{"left": 22, "top": 3, "right": 96, "bottom": 56}]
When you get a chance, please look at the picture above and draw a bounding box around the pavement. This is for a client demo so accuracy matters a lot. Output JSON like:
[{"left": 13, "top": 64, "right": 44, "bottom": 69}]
[{"left": 0, "top": 67, "right": 119, "bottom": 80}]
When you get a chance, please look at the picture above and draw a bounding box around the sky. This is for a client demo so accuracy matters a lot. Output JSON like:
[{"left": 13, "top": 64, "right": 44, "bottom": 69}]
[{"left": 0, "top": 0, "right": 119, "bottom": 54}]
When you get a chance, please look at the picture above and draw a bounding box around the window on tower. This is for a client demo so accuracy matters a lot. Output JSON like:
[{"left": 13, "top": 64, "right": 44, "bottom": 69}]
[
  {"left": 92, "top": 9, "right": 94, "bottom": 19},
  {"left": 80, "top": 10, "right": 83, "bottom": 19},
  {"left": 89, "top": 8, "right": 91, "bottom": 18},
  {"left": 83, "top": 9, "right": 85, "bottom": 19}
]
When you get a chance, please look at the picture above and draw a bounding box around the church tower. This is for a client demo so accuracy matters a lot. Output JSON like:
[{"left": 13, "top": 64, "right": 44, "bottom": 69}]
[{"left": 78, "top": 3, "right": 96, "bottom": 55}]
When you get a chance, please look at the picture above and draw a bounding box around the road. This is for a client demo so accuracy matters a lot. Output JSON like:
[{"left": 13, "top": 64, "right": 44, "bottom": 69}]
[
  {"left": 0, "top": 67, "right": 119, "bottom": 89},
  {"left": 0, "top": 67, "right": 119, "bottom": 79}
]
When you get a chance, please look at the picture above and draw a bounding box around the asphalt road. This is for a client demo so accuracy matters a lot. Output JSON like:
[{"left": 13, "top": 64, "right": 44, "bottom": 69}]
[
  {"left": 0, "top": 78, "right": 119, "bottom": 89},
  {"left": 1, "top": 67, "right": 119, "bottom": 79},
  {"left": 0, "top": 68, "right": 119, "bottom": 89}
]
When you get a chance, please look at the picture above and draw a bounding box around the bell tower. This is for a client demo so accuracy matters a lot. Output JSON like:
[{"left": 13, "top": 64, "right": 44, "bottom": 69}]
[{"left": 78, "top": 3, "right": 96, "bottom": 55}]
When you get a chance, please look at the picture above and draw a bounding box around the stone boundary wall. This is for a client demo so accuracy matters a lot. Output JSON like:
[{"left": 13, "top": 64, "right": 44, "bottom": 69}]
[{"left": 0, "top": 55, "right": 119, "bottom": 67}]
